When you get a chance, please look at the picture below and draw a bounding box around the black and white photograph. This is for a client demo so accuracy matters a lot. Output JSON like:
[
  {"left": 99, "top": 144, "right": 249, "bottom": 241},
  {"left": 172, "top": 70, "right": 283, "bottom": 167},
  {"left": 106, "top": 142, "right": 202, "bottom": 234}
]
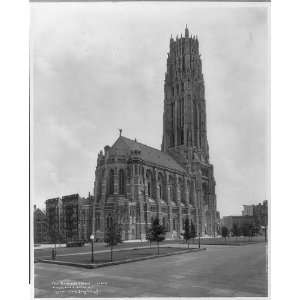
[{"left": 30, "top": 1, "right": 270, "bottom": 298}]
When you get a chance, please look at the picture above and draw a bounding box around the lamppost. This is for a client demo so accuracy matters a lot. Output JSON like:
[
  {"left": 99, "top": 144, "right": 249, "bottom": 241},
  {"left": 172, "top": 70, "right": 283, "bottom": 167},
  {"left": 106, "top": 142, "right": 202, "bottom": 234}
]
[
  {"left": 198, "top": 232, "right": 201, "bottom": 249},
  {"left": 90, "top": 234, "right": 94, "bottom": 263}
]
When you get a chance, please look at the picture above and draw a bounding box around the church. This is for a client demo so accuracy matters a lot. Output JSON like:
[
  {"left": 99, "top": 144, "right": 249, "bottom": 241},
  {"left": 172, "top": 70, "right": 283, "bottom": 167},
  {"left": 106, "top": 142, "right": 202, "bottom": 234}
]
[{"left": 93, "top": 27, "right": 217, "bottom": 241}]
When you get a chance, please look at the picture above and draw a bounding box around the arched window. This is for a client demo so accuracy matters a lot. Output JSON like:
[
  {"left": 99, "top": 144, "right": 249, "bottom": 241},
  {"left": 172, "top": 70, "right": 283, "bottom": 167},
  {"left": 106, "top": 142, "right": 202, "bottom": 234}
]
[
  {"left": 119, "top": 169, "right": 125, "bottom": 194},
  {"left": 168, "top": 175, "right": 176, "bottom": 203},
  {"left": 107, "top": 215, "right": 113, "bottom": 229},
  {"left": 179, "top": 178, "right": 185, "bottom": 204},
  {"left": 202, "top": 183, "right": 209, "bottom": 205},
  {"left": 146, "top": 170, "right": 152, "bottom": 198},
  {"left": 158, "top": 173, "right": 164, "bottom": 200},
  {"left": 109, "top": 169, "right": 114, "bottom": 194},
  {"left": 188, "top": 181, "right": 193, "bottom": 204}
]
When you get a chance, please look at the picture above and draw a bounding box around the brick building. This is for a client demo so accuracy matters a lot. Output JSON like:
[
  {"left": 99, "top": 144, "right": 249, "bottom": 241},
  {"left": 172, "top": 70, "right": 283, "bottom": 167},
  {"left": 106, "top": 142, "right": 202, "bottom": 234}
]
[
  {"left": 45, "top": 194, "right": 93, "bottom": 243},
  {"left": 33, "top": 205, "right": 48, "bottom": 244},
  {"left": 222, "top": 200, "right": 268, "bottom": 233},
  {"left": 221, "top": 215, "right": 255, "bottom": 231},
  {"left": 93, "top": 27, "right": 217, "bottom": 241},
  {"left": 241, "top": 200, "right": 268, "bottom": 227},
  {"left": 45, "top": 197, "right": 63, "bottom": 243},
  {"left": 62, "top": 194, "right": 93, "bottom": 242},
  {"left": 253, "top": 200, "right": 268, "bottom": 227}
]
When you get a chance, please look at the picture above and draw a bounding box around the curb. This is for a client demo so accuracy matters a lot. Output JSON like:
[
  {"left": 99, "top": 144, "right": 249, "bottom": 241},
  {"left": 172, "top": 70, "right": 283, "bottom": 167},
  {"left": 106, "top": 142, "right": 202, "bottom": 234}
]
[{"left": 37, "top": 247, "right": 206, "bottom": 269}]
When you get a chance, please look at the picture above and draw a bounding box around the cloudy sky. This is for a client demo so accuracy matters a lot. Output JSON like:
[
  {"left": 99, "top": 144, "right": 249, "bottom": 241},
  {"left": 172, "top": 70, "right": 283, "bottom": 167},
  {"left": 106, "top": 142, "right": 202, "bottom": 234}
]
[{"left": 31, "top": 2, "right": 269, "bottom": 216}]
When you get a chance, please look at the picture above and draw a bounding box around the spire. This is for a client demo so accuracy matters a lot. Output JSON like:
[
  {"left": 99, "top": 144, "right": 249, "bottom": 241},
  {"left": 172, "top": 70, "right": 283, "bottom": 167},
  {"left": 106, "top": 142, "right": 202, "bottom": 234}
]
[{"left": 185, "top": 24, "right": 189, "bottom": 38}]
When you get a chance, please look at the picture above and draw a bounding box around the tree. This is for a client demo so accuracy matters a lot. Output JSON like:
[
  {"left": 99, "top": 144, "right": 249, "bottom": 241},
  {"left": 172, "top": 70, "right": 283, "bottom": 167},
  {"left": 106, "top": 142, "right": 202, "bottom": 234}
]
[
  {"left": 182, "top": 218, "right": 192, "bottom": 248},
  {"left": 104, "top": 222, "right": 122, "bottom": 262},
  {"left": 221, "top": 226, "right": 229, "bottom": 240},
  {"left": 190, "top": 221, "right": 196, "bottom": 244},
  {"left": 147, "top": 217, "right": 166, "bottom": 255},
  {"left": 146, "top": 228, "right": 154, "bottom": 248}
]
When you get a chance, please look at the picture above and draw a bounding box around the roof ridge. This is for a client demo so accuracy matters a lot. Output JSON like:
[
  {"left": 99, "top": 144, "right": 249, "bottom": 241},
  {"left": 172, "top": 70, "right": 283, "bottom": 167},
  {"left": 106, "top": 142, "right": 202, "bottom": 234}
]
[
  {"left": 113, "top": 136, "right": 186, "bottom": 173},
  {"left": 121, "top": 136, "right": 163, "bottom": 153}
]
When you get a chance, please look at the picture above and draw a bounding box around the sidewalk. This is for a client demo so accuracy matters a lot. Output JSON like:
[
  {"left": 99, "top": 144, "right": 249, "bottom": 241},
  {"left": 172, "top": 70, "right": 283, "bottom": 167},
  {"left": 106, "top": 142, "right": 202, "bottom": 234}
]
[{"left": 34, "top": 244, "right": 66, "bottom": 250}]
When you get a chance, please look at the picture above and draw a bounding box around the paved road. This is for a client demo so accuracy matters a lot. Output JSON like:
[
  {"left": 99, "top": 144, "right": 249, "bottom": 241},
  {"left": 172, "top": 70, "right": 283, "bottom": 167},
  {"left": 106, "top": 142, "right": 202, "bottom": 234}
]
[{"left": 35, "top": 243, "right": 267, "bottom": 298}]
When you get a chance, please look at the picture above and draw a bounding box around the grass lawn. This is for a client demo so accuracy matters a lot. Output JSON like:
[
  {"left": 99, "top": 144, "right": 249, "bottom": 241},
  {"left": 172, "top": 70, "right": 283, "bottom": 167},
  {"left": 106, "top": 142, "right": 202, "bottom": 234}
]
[{"left": 49, "top": 246, "right": 189, "bottom": 264}]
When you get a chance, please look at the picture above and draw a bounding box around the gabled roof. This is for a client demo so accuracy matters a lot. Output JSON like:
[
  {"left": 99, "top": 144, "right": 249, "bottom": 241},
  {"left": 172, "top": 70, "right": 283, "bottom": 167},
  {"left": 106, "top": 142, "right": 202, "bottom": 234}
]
[{"left": 110, "top": 136, "right": 186, "bottom": 174}]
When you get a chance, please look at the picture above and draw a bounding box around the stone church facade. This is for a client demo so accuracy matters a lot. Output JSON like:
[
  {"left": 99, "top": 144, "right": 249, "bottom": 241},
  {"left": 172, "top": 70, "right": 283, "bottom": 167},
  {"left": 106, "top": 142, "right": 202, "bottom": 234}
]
[{"left": 94, "top": 27, "right": 217, "bottom": 241}]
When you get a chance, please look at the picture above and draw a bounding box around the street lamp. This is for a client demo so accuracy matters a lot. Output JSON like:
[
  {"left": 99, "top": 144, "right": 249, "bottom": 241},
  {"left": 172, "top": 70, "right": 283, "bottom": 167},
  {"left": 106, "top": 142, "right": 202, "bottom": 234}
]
[{"left": 90, "top": 234, "right": 95, "bottom": 263}]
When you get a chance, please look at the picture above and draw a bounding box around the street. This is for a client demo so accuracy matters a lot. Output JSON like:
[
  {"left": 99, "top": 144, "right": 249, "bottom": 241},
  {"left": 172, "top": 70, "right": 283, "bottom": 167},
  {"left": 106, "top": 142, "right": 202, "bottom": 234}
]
[{"left": 35, "top": 242, "right": 267, "bottom": 297}]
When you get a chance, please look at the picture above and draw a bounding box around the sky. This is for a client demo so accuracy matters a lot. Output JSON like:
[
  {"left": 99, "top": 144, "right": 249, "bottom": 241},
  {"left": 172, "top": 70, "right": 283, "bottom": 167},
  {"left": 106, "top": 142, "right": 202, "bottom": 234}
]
[{"left": 31, "top": 2, "right": 269, "bottom": 217}]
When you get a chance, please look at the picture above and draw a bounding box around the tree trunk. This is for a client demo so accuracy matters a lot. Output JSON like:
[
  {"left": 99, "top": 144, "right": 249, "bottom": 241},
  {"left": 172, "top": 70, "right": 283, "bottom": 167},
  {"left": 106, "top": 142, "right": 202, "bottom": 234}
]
[
  {"left": 157, "top": 241, "right": 159, "bottom": 255},
  {"left": 110, "top": 245, "right": 113, "bottom": 262}
]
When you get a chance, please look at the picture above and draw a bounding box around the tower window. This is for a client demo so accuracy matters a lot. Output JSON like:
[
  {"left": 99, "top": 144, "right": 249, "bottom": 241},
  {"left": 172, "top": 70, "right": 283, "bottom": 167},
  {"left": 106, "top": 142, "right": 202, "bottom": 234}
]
[
  {"left": 119, "top": 169, "right": 125, "bottom": 194},
  {"left": 109, "top": 169, "right": 114, "bottom": 194},
  {"left": 147, "top": 182, "right": 151, "bottom": 197}
]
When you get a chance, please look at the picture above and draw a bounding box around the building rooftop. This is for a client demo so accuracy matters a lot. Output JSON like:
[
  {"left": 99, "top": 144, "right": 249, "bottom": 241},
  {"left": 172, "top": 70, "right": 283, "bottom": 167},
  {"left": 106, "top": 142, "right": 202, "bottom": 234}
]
[{"left": 110, "top": 136, "right": 187, "bottom": 174}]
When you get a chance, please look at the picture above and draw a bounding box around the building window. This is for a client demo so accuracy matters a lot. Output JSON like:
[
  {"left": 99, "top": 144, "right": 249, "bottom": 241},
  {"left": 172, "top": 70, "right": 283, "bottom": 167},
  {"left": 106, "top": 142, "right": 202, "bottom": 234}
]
[
  {"left": 159, "top": 184, "right": 162, "bottom": 199},
  {"left": 119, "top": 169, "right": 125, "bottom": 194},
  {"left": 106, "top": 215, "right": 113, "bottom": 229},
  {"left": 109, "top": 169, "right": 114, "bottom": 194},
  {"left": 147, "top": 182, "right": 151, "bottom": 197}
]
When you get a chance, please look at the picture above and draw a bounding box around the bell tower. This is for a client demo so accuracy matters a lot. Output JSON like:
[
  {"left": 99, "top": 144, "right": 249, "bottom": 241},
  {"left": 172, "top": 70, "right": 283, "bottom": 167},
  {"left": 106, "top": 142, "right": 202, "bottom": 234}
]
[
  {"left": 161, "top": 27, "right": 217, "bottom": 236},
  {"left": 161, "top": 26, "right": 209, "bottom": 163}
]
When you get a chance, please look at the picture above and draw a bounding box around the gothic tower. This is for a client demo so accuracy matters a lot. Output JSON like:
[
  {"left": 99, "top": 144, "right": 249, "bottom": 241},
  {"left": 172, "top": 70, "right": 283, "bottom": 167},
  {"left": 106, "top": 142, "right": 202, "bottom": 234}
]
[
  {"left": 162, "top": 25, "right": 209, "bottom": 162},
  {"left": 162, "top": 26, "right": 217, "bottom": 236}
]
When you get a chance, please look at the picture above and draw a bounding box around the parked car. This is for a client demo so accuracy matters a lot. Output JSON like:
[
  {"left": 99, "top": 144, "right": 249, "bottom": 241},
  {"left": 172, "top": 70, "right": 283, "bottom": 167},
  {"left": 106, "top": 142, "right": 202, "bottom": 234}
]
[{"left": 66, "top": 240, "right": 85, "bottom": 247}]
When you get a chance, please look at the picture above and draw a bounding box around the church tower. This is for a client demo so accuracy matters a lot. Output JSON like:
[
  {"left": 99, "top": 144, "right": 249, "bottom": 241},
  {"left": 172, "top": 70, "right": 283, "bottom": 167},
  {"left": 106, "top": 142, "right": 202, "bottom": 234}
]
[
  {"left": 162, "top": 26, "right": 209, "bottom": 164},
  {"left": 162, "top": 26, "right": 217, "bottom": 236}
]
